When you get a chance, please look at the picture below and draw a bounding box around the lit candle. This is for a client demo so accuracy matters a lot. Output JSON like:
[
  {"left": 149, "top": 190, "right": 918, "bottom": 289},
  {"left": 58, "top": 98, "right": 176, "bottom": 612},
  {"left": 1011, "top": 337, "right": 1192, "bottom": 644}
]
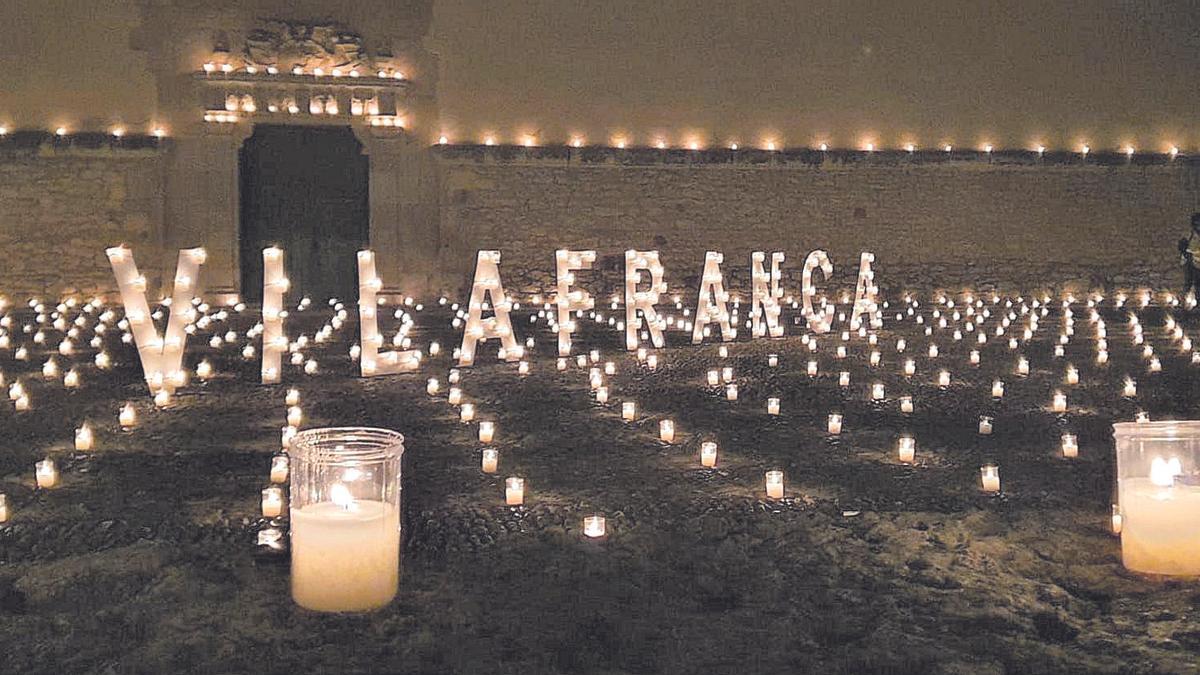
[
  {"left": 647, "top": 354, "right": 658, "bottom": 370},
  {"left": 900, "top": 396, "right": 914, "bottom": 414},
  {"left": 992, "top": 380, "right": 1005, "bottom": 398},
  {"left": 518, "top": 361, "right": 531, "bottom": 376},
  {"left": 197, "top": 359, "right": 214, "bottom": 379},
  {"left": 481, "top": 448, "right": 499, "bottom": 473},
  {"left": 622, "top": 402, "right": 636, "bottom": 421},
  {"left": 725, "top": 384, "right": 738, "bottom": 401},
  {"left": 871, "top": 383, "right": 885, "bottom": 401},
  {"left": 1111, "top": 504, "right": 1123, "bottom": 535},
  {"left": 74, "top": 423, "right": 94, "bottom": 451},
  {"left": 1066, "top": 365, "right": 1079, "bottom": 385},
  {"left": 448, "top": 388, "right": 463, "bottom": 405},
  {"left": 839, "top": 371, "right": 850, "bottom": 387},
  {"left": 700, "top": 441, "right": 718, "bottom": 467},
  {"left": 605, "top": 361, "right": 616, "bottom": 376},
  {"left": 827, "top": 413, "right": 843, "bottom": 435},
  {"left": 1061, "top": 433, "right": 1079, "bottom": 458},
  {"left": 979, "top": 416, "right": 993, "bottom": 435},
  {"left": 765, "top": 470, "right": 784, "bottom": 499},
  {"left": 1113, "top": 423, "right": 1200, "bottom": 574},
  {"left": 119, "top": 403, "right": 136, "bottom": 429},
  {"left": 0, "top": 494, "right": 7, "bottom": 523},
  {"left": 1123, "top": 378, "right": 1137, "bottom": 398},
  {"left": 937, "top": 370, "right": 951, "bottom": 387},
  {"left": 1052, "top": 390, "right": 1068, "bottom": 413},
  {"left": 505, "top": 477, "right": 525, "bottom": 505},
  {"left": 718, "top": 345, "right": 729, "bottom": 358},
  {"left": 448, "top": 369, "right": 461, "bottom": 384},
  {"left": 970, "top": 350, "right": 981, "bottom": 365},
  {"left": 583, "top": 514, "right": 607, "bottom": 538},
  {"left": 1017, "top": 357, "right": 1029, "bottom": 375},
  {"left": 556, "top": 358, "right": 567, "bottom": 371},
  {"left": 262, "top": 486, "right": 285, "bottom": 518},
  {"left": 904, "top": 359, "right": 915, "bottom": 376},
  {"left": 285, "top": 388, "right": 301, "bottom": 406},
  {"left": 767, "top": 397, "right": 780, "bottom": 415},
  {"left": 460, "top": 403, "right": 476, "bottom": 423},
  {"left": 36, "top": 458, "right": 58, "bottom": 488},
  {"left": 287, "top": 406, "right": 304, "bottom": 427},
  {"left": 479, "top": 421, "right": 495, "bottom": 444},
  {"left": 898, "top": 435, "right": 915, "bottom": 463},
  {"left": 270, "top": 454, "right": 289, "bottom": 483},
  {"left": 807, "top": 360, "right": 819, "bottom": 377},
  {"left": 721, "top": 367, "right": 734, "bottom": 383},
  {"left": 980, "top": 464, "right": 1000, "bottom": 492},
  {"left": 707, "top": 370, "right": 720, "bottom": 386},
  {"left": 659, "top": 419, "right": 675, "bottom": 443},
  {"left": 596, "top": 386, "right": 609, "bottom": 404},
  {"left": 426, "top": 378, "right": 440, "bottom": 395},
  {"left": 768, "top": 354, "right": 779, "bottom": 367}
]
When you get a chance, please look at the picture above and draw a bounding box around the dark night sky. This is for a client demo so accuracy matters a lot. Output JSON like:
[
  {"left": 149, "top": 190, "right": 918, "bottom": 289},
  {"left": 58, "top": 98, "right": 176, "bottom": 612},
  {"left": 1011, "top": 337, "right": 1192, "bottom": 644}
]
[{"left": 2, "top": 0, "right": 1199, "bottom": 150}]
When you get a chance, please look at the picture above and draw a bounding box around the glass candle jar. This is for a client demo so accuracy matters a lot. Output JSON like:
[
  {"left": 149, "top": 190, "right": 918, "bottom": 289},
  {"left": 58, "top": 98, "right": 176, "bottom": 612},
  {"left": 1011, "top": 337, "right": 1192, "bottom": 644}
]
[
  {"left": 1112, "top": 421, "right": 1200, "bottom": 576},
  {"left": 289, "top": 427, "right": 404, "bottom": 612}
]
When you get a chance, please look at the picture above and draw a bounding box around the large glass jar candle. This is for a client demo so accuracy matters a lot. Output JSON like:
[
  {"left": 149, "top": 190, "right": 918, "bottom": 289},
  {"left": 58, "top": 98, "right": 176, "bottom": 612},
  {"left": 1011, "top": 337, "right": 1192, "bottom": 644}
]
[
  {"left": 289, "top": 427, "right": 404, "bottom": 612},
  {"left": 1113, "top": 421, "right": 1200, "bottom": 576}
]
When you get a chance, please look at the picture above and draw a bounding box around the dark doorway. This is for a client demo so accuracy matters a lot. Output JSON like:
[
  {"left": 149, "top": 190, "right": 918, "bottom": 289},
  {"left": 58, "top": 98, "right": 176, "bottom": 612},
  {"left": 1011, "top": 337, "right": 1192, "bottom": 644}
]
[{"left": 239, "top": 125, "right": 369, "bottom": 303}]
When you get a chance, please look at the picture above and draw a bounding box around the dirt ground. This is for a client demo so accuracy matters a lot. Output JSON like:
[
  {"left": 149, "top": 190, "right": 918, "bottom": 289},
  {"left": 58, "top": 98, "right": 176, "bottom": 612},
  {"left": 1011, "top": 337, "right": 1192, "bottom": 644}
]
[{"left": 1, "top": 293, "right": 1199, "bottom": 674}]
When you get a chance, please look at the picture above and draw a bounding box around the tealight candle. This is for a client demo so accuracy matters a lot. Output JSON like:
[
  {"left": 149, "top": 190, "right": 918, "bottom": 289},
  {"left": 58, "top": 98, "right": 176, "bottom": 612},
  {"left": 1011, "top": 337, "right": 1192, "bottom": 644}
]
[
  {"left": 904, "top": 359, "right": 916, "bottom": 376},
  {"left": 970, "top": 350, "right": 981, "bottom": 365},
  {"left": 622, "top": 402, "right": 636, "bottom": 421},
  {"left": 479, "top": 421, "right": 495, "bottom": 444},
  {"left": 659, "top": 419, "right": 675, "bottom": 443},
  {"left": 979, "top": 416, "right": 993, "bottom": 435},
  {"left": 725, "top": 384, "right": 738, "bottom": 401},
  {"left": 765, "top": 470, "right": 784, "bottom": 499},
  {"left": 426, "top": 378, "right": 440, "bottom": 395},
  {"left": 898, "top": 435, "right": 915, "bottom": 463},
  {"left": 285, "top": 389, "right": 301, "bottom": 406},
  {"left": 900, "top": 396, "right": 914, "bottom": 414},
  {"left": 1066, "top": 366, "right": 1079, "bottom": 385},
  {"left": 262, "top": 486, "right": 285, "bottom": 518},
  {"left": 1052, "top": 391, "right": 1068, "bottom": 413},
  {"left": 721, "top": 367, "right": 734, "bottom": 383},
  {"left": 119, "top": 403, "right": 136, "bottom": 429},
  {"left": 767, "top": 397, "right": 780, "bottom": 415},
  {"left": 707, "top": 370, "right": 720, "bottom": 386},
  {"left": 980, "top": 464, "right": 1000, "bottom": 492},
  {"left": 505, "top": 477, "right": 525, "bottom": 505},
  {"left": 74, "top": 423, "right": 93, "bottom": 451},
  {"left": 460, "top": 403, "right": 476, "bottom": 423},
  {"left": 807, "top": 361, "right": 819, "bottom": 377},
  {"left": 1061, "top": 433, "right": 1079, "bottom": 458},
  {"left": 719, "top": 345, "right": 729, "bottom": 358},
  {"left": 448, "top": 388, "right": 463, "bottom": 405},
  {"left": 839, "top": 371, "right": 850, "bottom": 387},
  {"left": 1123, "top": 379, "right": 1137, "bottom": 398},
  {"left": 583, "top": 514, "right": 607, "bottom": 538},
  {"left": 481, "top": 448, "right": 498, "bottom": 474},
  {"left": 992, "top": 380, "right": 1004, "bottom": 398},
  {"left": 827, "top": 413, "right": 843, "bottom": 435},
  {"left": 937, "top": 370, "right": 951, "bottom": 387},
  {"left": 596, "top": 386, "right": 609, "bottom": 404},
  {"left": 768, "top": 354, "right": 779, "bottom": 367},
  {"left": 36, "top": 458, "right": 58, "bottom": 489},
  {"left": 871, "top": 383, "right": 885, "bottom": 401},
  {"left": 287, "top": 406, "right": 304, "bottom": 427},
  {"left": 270, "top": 454, "right": 290, "bottom": 483},
  {"left": 700, "top": 441, "right": 718, "bottom": 467}
]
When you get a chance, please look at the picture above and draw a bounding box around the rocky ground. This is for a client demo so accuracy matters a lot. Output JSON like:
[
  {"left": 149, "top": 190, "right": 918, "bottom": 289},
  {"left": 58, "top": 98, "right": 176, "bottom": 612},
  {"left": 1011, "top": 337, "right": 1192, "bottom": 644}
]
[{"left": 1, "top": 291, "right": 1199, "bottom": 674}]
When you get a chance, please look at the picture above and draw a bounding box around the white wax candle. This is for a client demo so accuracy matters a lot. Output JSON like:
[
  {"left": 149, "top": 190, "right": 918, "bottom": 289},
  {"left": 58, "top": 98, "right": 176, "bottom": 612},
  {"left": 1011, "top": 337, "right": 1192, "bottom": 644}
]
[
  {"left": 725, "top": 384, "right": 738, "bottom": 401},
  {"left": 596, "top": 386, "right": 609, "bottom": 404},
  {"left": 75, "top": 424, "right": 94, "bottom": 451},
  {"left": 768, "top": 354, "right": 779, "bottom": 367},
  {"left": 719, "top": 345, "right": 729, "bottom": 358},
  {"left": 970, "top": 350, "right": 981, "bottom": 365},
  {"left": 659, "top": 419, "right": 675, "bottom": 443},
  {"left": 992, "top": 380, "right": 1004, "bottom": 398},
  {"left": 287, "top": 406, "right": 304, "bottom": 427},
  {"left": 0, "top": 494, "right": 7, "bottom": 523},
  {"left": 622, "top": 402, "right": 636, "bottom": 421},
  {"left": 647, "top": 354, "right": 658, "bottom": 370},
  {"left": 285, "top": 388, "right": 301, "bottom": 406},
  {"left": 605, "top": 362, "right": 616, "bottom": 376},
  {"left": 807, "top": 361, "right": 818, "bottom": 377},
  {"left": 765, "top": 470, "right": 784, "bottom": 499},
  {"left": 870, "top": 351, "right": 881, "bottom": 367},
  {"left": 898, "top": 436, "right": 915, "bottom": 463},
  {"left": 1052, "top": 391, "right": 1068, "bottom": 413},
  {"left": 448, "top": 369, "right": 461, "bottom": 384},
  {"left": 460, "top": 404, "right": 475, "bottom": 423},
  {"left": 979, "top": 417, "right": 993, "bottom": 435},
  {"left": 291, "top": 500, "right": 400, "bottom": 612},
  {"left": 481, "top": 449, "right": 498, "bottom": 474},
  {"left": 576, "top": 355, "right": 588, "bottom": 367},
  {"left": 767, "top": 398, "right": 780, "bottom": 415},
  {"left": 518, "top": 361, "right": 530, "bottom": 375},
  {"left": 589, "top": 349, "right": 600, "bottom": 363},
  {"left": 448, "top": 388, "right": 462, "bottom": 405},
  {"left": 904, "top": 359, "right": 915, "bottom": 376},
  {"left": 1119, "top": 477, "right": 1200, "bottom": 575},
  {"left": 900, "top": 396, "right": 914, "bottom": 414},
  {"left": 980, "top": 465, "right": 1000, "bottom": 492},
  {"left": 871, "top": 383, "right": 885, "bottom": 401},
  {"left": 505, "top": 477, "right": 525, "bottom": 505},
  {"left": 937, "top": 370, "right": 950, "bottom": 387},
  {"left": 262, "top": 486, "right": 284, "bottom": 517},
  {"left": 426, "top": 379, "right": 440, "bottom": 395},
  {"left": 479, "top": 421, "right": 495, "bottom": 443},
  {"left": 700, "top": 441, "right": 718, "bottom": 467},
  {"left": 556, "top": 358, "right": 567, "bottom": 371},
  {"left": 1123, "top": 379, "right": 1137, "bottom": 398},
  {"left": 1061, "top": 433, "right": 1078, "bottom": 458},
  {"left": 721, "top": 367, "right": 733, "bottom": 383},
  {"left": 828, "top": 413, "right": 843, "bottom": 435},
  {"left": 707, "top": 370, "right": 719, "bottom": 386},
  {"left": 36, "top": 458, "right": 58, "bottom": 488},
  {"left": 1066, "top": 366, "right": 1079, "bottom": 385},
  {"left": 119, "top": 403, "right": 136, "bottom": 428},
  {"left": 583, "top": 514, "right": 607, "bottom": 538},
  {"left": 839, "top": 371, "right": 850, "bottom": 387},
  {"left": 270, "top": 454, "right": 289, "bottom": 483}
]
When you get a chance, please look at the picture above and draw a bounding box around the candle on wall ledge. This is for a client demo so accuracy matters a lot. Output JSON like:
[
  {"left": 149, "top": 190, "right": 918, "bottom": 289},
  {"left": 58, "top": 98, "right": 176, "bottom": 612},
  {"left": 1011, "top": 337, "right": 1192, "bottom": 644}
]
[
  {"left": 659, "top": 419, "right": 675, "bottom": 443},
  {"left": 980, "top": 464, "right": 1001, "bottom": 492},
  {"left": 74, "top": 423, "right": 94, "bottom": 451},
  {"left": 767, "top": 397, "right": 781, "bottom": 415},
  {"left": 898, "top": 435, "right": 915, "bottom": 463},
  {"left": 622, "top": 402, "right": 636, "bottom": 421},
  {"left": 765, "top": 470, "right": 784, "bottom": 499},
  {"left": 827, "top": 413, "right": 843, "bottom": 435},
  {"left": 700, "top": 441, "right": 718, "bottom": 467},
  {"left": 36, "top": 458, "right": 58, "bottom": 489},
  {"left": 979, "top": 416, "right": 994, "bottom": 435},
  {"left": 1061, "top": 433, "right": 1079, "bottom": 458},
  {"left": 119, "top": 403, "right": 136, "bottom": 429},
  {"left": 583, "top": 514, "right": 607, "bottom": 538},
  {"left": 460, "top": 403, "right": 476, "bottom": 423},
  {"left": 481, "top": 448, "right": 499, "bottom": 474},
  {"left": 270, "top": 454, "right": 290, "bottom": 483},
  {"left": 900, "top": 396, "right": 914, "bottom": 414},
  {"left": 262, "top": 486, "right": 285, "bottom": 518},
  {"left": 505, "top": 477, "right": 525, "bottom": 505}
]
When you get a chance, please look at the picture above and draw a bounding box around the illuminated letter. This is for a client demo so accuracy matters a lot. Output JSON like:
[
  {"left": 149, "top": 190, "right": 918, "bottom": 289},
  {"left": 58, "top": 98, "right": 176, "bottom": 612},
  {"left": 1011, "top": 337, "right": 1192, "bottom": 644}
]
[
  {"left": 751, "top": 251, "right": 785, "bottom": 338},
  {"left": 459, "top": 250, "right": 519, "bottom": 365},
  {"left": 555, "top": 249, "right": 596, "bottom": 356},
  {"left": 624, "top": 250, "right": 667, "bottom": 351},
  {"left": 261, "top": 247, "right": 287, "bottom": 383},
  {"left": 692, "top": 251, "right": 735, "bottom": 343},
  {"left": 357, "top": 250, "right": 421, "bottom": 376},
  {"left": 802, "top": 250, "right": 834, "bottom": 333},
  {"left": 850, "top": 251, "right": 880, "bottom": 330}
]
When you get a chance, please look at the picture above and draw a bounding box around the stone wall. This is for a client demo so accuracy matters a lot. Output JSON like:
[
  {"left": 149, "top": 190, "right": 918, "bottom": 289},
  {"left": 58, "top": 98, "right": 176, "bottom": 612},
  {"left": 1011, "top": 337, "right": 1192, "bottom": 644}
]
[
  {"left": 438, "top": 150, "right": 1200, "bottom": 299},
  {"left": 0, "top": 146, "right": 164, "bottom": 298}
]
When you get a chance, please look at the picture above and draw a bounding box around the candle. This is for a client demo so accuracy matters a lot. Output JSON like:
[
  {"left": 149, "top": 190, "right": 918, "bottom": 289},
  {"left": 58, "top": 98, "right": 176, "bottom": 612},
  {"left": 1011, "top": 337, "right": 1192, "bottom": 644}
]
[
  {"left": 576, "top": 355, "right": 588, "bottom": 368},
  {"left": 479, "top": 421, "right": 495, "bottom": 444},
  {"left": 979, "top": 416, "right": 993, "bottom": 435},
  {"left": 556, "top": 358, "right": 567, "bottom": 371},
  {"left": 903, "top": 359, "right": 915, "bottom": 376},
  {"left": 659, "top": 419, "right": 675, "bottom": 443},
  {"left": 604, "top": 361, "right": 616, "bottom": 376},
  {"left": 1017, "top": 357, "right": 1029, "bottom": 375},
  {"left": 980, "top": 465, "right": 1000, "bottom": 493},
  {"left": 289, "top": 429, "right": 403, "bottom": 612},
  {"left": 262, "top": 486, "right": 285, "bottom": 518},
  {"left": 448, "top": 369, "right": 461, "bottom": 384},
  {"left": 992, "top": 380, "right": 1005, "bottom": 398},
  {"left": 721, "top": 367, "right": 734, "bottom": 383},
  {"left": 700, "top": 441, "right": 718, "bottom": 467},
  {"left": 285, "top": 388, "right": 301, "bottom": 406},
  {"left": 596, "top": 386, "right": 609, "bottom": 404},
  {"left": 768, "top": 354, "right": 779, "bottom": 367},
  {"left": 839, "top": 371, "right": 850, "bottom": 387},
  {"left": 937, "top": 370, "right": 951, "bottom": 387},
  {"left": 74, "top": 423, "right": 93, "bottom": 451},
  {"left": 707, "top": 370, "right": 720, "bottom": 386},
  {"left": 647, "top": 354, "right": 659, "bottom": 370},
  {"left": 1111, "top": 504, "right": 1123, "bottom": 535},
  {"left": 725, "top": 384, "right": 738, "bottom": 401},
  {"left": 36, "top": 458, "right": 58, "bottom": 488},
  {"left": 1113, "top": 422, "right": 1200, "bottom": 574},
  {"left": 426, "top": 378, "right": 440, "bottom": 395},
  {"left": 589, "top": 349, "right": 600, "bottom": 363},
  {"left": 807, "top": 361, "right": 819, "bottom": 377},
  {"left": 1052, "top": 391, "right": 1068, "bottom": 413},
  {"left": 765, "top": 470, "right": 784, "bottom": 499},
  {"left": 0, "top": 494, "right": 7, "bottom": 523},
  {"left": 767, "top": 397, "right": 780, "bottom": 415},
  {"left": 970, "top": 350, "right": 981, "bottom": 365},
  {"left": 871, "top": 383, "right": 885, "bottom": 401},
  {"left": 1061, "top": 433, "right": 1079, "bottom": 458},
  {"left": 1123, "top": 378, "right": 1137, "bottom": 398},
  {"left": 119, "top": 403, "right": 136, "bottom": 429},
  {"left": 197, "top": 359, "right": 213, "bottom": 379},
  {"left": 481, "top": 448, "right": 499, "bottom": 473},
  {"left": 836, "top": 346, "right": 847, "bottom": 359},
  {"left": 460, "top": 403, "right": 475, "bottom": 423},
  {"left": 898, "top": 435, "right": 915, "bottom": 463},
  {"left": 622, "top": 402, "right": 636, "bottom": 421},
  {"left": 1066, "top": 366, "right": 1079, "bottom": 385},
  {"left": 287, "top": 406, "right": 304, "bottom": 427},
  {"left": 828, "top": 413, "right": 843, "bottom": 435},
  {"left": 928, "top": 344, "right": 939, "bottom": 358},
  {"left": 719, "top": 345, "right": 729, "bottom": 358},
  {"left": 270, "top": 454, "right": 289, "bottom": 483},
  {"left": 900, "top": 396, "right": 914, "bottom": 414},
  {"left": 282, "top": 425, "right": 298, "bottom": 448},
  {"left": 518, "top": 361, "right": 531, "bottom": 376},
  {"left": 505, "top": 477, "right": 525, "bottom": 505},
  {"left": 448, "top": 388, "right": 463, "bottom": 405},
  {"left": 583, "top": 514, "right": 607, "bottom": 538}
]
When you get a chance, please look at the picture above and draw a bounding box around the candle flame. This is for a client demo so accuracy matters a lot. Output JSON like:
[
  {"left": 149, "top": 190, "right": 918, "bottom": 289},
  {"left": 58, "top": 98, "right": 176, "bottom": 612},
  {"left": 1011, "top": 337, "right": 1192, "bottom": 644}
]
[
  {"left": 330, "top": 483, "right": 354, "bottom": 509},
  {"left": 1150, "top": 457, "right": 1182, "bottom": 487}
]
